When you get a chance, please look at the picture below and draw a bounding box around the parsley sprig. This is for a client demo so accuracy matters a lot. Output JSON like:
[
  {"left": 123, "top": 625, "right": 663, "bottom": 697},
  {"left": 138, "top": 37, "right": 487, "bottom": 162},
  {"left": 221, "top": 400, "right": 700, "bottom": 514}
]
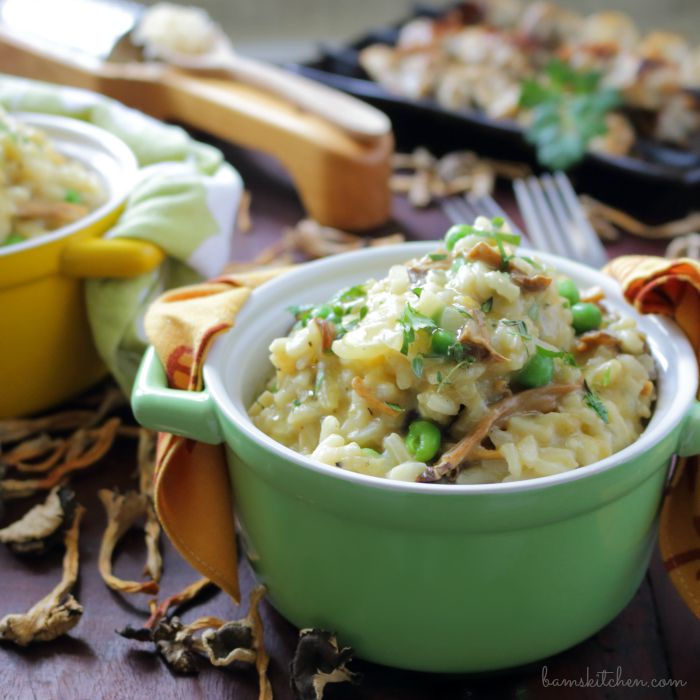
[
  {"left": 520, "top": 60, "right": 621, "bottom": 170},
  {"left": 583, "top": 380, "right": 609, "bottom": 423},
  {"left": 288, "top": 284, "right": 368, "bottom": 339}
]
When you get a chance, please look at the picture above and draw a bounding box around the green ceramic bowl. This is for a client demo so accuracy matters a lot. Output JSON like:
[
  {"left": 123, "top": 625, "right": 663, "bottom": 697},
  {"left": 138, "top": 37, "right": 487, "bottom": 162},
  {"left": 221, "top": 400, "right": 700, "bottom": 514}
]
[{"left": 133, "top": 242, "right": 700, "bottom": 672}]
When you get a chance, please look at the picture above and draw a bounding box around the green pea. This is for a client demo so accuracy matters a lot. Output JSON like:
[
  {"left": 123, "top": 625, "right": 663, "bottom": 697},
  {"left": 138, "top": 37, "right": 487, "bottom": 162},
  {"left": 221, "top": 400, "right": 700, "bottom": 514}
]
[
  {"left": 515, "top": 354, "right": 554, "bottom": 388},
  {"left": 557, "top": 278, "right": 580, "bottom": 306},
  {"left": 444, "top": 225, "right": 472, "bottom": 251},
  {"left": 571, "top": 302, "right": 602, "bottom": 334},
  {"left": 431, "top": 328, "right": 457, "bottom": 355},
  {"left": 405, "top": 420, "right": 442, "bottom": 462}
]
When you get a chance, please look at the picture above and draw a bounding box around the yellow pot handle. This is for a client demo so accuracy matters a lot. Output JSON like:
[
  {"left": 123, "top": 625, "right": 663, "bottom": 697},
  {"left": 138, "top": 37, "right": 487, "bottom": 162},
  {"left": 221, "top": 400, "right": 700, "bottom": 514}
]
[{"left": 61, "top": 237, "right": 165, "bottom": 278}]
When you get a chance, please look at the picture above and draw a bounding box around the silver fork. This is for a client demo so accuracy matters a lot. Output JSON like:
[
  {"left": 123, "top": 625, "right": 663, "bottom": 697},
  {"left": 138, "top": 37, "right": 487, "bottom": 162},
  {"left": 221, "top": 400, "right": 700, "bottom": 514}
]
[
  {"left": 441, "top": 193, "right": 528, "bottom": 242},
  {"left": 513, "top": 172, "right": 608, "bottom": 268}
]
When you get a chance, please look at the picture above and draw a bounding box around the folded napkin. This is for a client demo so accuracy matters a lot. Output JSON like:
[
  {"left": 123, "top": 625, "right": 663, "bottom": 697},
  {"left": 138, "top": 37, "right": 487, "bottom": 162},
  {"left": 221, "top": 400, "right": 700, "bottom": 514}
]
[
  {"left": 144, "top": 254, "right": 700, "bottom": 618},
  {"left": 0, "top": 74, "right": 239, "bottom": 394},
  {"left": 144, "top": 268, "right": 292, "bottom": 601},
  {"left": 605, "top": 256, "right": 700, "bottom": 619}
]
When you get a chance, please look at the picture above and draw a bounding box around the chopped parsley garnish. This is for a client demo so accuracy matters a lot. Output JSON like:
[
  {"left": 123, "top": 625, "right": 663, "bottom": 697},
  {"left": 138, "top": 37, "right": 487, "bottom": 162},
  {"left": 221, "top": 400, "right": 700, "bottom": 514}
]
[
  {"left": 411, "top": 287, "right": 423, "bottom": 298},
  {"left": 337, "top": 284, "right": 366, "bottom": 303},
  {"left": 269, "top": 382, "right": 278, "bottom": 394},
  {"left": 313, "top": 367, "right": 325, "bottom": 397},
  {"left": 437, "top": 359, "right": 471, "bottom": 393},
  {"left": 600, "top": 366, "right": 612, "bottom": 387},
  {"left": 521, "top": 256, "right": 541, "bottom": 269},
  {"left": 428, "top": 253, "right": 448, "bottom": 261},
  {"left": 502, "top": 319, "right": 531, "bottom": 341},
  {"left": 535, "top": 343, "right": 577, "bottom": 367},
  {"left": 292, "top": 399, "right": 302, "bottom": 407},
  {"left": 411, "top": 355, "right": 424, "bottom": 378},
  {"left": 399, "top": 303, "right": 436, "bottom": 355},
  {"left": 445, "top": 219, "right": 521, "bottom": 251},
  {"left": 64, "top": 188, "right": 81, "bottom": 204},
  {"left": 583, "top": 380, "right": 609, "bottom": 423},
  {"left": 289, "top": 284, "right": 368, "bottom": 334},
  {"left": 385, "top": 401, "right": 405, "bottom": 412},
  {"left": 481, "top": 297, "right": 494, "bottom": 314},
  {"left": 453, "top": 304, "right": 473, "bottom": 319},
  {"left": 451, "top": 256, "right": 466, "bottom": 272}
]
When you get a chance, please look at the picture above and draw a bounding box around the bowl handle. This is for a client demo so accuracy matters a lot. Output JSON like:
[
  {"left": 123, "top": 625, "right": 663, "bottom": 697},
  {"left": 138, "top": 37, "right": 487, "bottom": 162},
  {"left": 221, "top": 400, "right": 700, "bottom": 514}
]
[
  {"left": 678, "top": 401, "right": 700, "bottom": 457},
  {"left": 60, "top": 237, "right": 165, "bottom": 278},
  {"left": 132, "top": 346, "right": 223, "bottom": 445}
]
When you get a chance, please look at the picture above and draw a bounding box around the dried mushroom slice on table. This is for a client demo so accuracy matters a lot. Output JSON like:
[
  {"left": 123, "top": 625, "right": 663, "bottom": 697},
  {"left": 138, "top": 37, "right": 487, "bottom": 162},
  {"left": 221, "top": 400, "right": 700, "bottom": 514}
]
[
  {"left": 97, "top": 489, "right": 160, "bottom": 595},
  {"left": 1, "top": 417, "right": 122, "bottom": 500},
  {"left": 290, "top": 628, "right": 361, "bottom": 700},
  {"left": 0, "top": 504, "right": 85, "bottom": 645},
  {"left": 0, "top": 486, "right": 76, "bottom": 555},
  {"left": 117, "top": 584, "right": 273, "bottom": 700},
  {"left": 97, "top": 430, "right": 162, "bottom": 595}
]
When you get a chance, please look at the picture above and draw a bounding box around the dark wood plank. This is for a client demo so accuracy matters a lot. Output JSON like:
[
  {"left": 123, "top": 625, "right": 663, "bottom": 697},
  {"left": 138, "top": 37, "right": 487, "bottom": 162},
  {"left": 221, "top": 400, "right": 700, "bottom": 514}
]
[{"left": 649, "top": 547, "right": 700, "bottom": 700}]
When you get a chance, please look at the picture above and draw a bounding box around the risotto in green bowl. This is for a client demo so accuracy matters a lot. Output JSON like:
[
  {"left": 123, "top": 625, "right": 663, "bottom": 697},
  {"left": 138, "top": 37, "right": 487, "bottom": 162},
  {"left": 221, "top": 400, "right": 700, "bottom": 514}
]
[{"left": 249, "top": 217, "right": 655, "bottom": 484}]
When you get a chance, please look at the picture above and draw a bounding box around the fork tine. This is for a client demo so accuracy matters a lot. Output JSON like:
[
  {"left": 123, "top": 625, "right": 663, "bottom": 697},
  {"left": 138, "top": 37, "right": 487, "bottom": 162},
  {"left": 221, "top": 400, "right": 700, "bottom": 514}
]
[
  {"left": 527, "top": 177, "right": 571, "bottom": 257},
  {"left": 514, "top": 178, "right": 558, "bottom": 255},
  {"left": 467, "top": 194, "right": 526, "bottom": 241},
  {"left": 540, "top": 174, "right": 578, "bottom": 259},
  {"left": 553, "top": 172, "right": 608, "bottom": 268},
  {"left": 441, "top": 196, "right": 478, "bottom": 225}
]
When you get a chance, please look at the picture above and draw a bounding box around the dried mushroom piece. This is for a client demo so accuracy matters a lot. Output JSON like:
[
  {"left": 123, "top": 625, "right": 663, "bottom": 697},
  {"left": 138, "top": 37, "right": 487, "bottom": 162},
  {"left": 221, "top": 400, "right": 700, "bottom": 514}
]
[
  {"left": 118, "top": 585, "right": 272, "bottom": 700},
  {"left": 421, "top": 382, "right": 582, "bottom": 482},
  {"left": 0, "top": 384, "right": 126, "bottom": 446},
  {"left": 223, "top": 219, "right": 405, "bottom": 274},
  {"left": 199, "top": 585, "right": 272, "bottom": 700},
  {"left": 290, "top": 629, "right": 361, "bottom": 700},
  {"left": 1, "top": 417, "right": 122, "bottom": 500},
  {"left": 119, "top": 616, "right": 201, "bottom": 674},
  {"left": 146, "top": 577, "right": 213, "bottom": 629},
  {"left": 666, "top": 232, "right": 700, "bottom": 260},
  {"left": 0, "top": 504, "right": 85, "bottom": 645},
  {"left": 0, "top": 433, "right": 69, "bottom": 473},
  {"left": 392, "top": 147, "right": 530, "bottom": 207},
  {"left": 581, "top": 194, "right": 700, "bottom": 241},
  {"left": 284, "top": 219, "right": 404, "bottom": 259},
  {"left": 137, "top": 430, "right": 162, "bottom": 584},
  {"left": 0, "top": 486, "right": 75, "bottom": 555},
  {"left": 98, "top": 488, "right": 160, "bottom": 595}
]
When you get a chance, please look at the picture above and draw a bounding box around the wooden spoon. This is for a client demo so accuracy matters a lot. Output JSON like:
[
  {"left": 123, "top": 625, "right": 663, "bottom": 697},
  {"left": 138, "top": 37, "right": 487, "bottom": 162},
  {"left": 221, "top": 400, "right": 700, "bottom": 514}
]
[{"left": 140, "top": 28, "right": 391, "bottom": 142}]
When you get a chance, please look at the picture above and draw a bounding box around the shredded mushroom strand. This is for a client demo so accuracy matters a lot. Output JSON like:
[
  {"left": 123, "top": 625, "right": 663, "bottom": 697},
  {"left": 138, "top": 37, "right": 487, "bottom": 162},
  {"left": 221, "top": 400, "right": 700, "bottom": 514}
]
[
  {"left": 0, "top": 504, "right": 85, "bottom": 645},
  {"left": 420, "top": 382, "right": 582, "bottom": 482}
]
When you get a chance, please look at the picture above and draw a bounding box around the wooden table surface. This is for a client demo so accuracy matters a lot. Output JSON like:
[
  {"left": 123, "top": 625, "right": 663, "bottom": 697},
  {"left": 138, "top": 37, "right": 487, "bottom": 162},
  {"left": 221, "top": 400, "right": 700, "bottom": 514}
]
[{"left": 1, "top": 142, "right": 699, "bottom": 700}]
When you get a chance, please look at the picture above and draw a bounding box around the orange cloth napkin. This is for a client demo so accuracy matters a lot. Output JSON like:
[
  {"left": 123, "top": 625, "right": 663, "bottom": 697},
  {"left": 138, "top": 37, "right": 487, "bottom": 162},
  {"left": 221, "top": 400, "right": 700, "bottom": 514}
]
[
  {"left": 144, "top": 256, "right": 700, "bottom": 618},
  {"left": 605, "top": 256, "right": 700, "bottom": 619},
  {"left": 144, "top": 268, "right": 292, "bottom": 602}
]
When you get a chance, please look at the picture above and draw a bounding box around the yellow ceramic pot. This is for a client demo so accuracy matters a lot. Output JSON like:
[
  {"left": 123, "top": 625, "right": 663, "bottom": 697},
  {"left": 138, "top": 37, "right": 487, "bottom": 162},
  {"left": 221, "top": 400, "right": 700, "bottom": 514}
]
[{"left": 0, "top": 114, "right": 164, "bottom": 418}]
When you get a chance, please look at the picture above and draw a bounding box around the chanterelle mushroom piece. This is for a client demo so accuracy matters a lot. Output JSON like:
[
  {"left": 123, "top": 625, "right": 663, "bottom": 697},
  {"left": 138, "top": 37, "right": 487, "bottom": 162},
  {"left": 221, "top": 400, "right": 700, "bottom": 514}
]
[
  {"left": 0, "top": 504, "right": 85, "bottom": 645},
  {"left": 0, "top": 486, "right": 75, "bottom": 555},
  {"left": 290, "top": 629, "right": 361, "bottom": 700}
]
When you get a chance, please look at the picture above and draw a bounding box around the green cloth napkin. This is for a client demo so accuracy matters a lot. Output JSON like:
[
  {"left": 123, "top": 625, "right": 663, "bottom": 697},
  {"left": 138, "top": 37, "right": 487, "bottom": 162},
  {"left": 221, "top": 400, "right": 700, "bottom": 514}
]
[{"left": 0, "top": 75, "right": 241, "bottom": 393}]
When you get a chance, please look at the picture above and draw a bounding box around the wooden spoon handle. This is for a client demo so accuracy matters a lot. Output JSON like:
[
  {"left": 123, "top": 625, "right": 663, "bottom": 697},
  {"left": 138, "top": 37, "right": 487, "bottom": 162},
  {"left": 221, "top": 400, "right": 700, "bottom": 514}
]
[{"left": 216, "top": 53, "right": 391, "bottom": 141}]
